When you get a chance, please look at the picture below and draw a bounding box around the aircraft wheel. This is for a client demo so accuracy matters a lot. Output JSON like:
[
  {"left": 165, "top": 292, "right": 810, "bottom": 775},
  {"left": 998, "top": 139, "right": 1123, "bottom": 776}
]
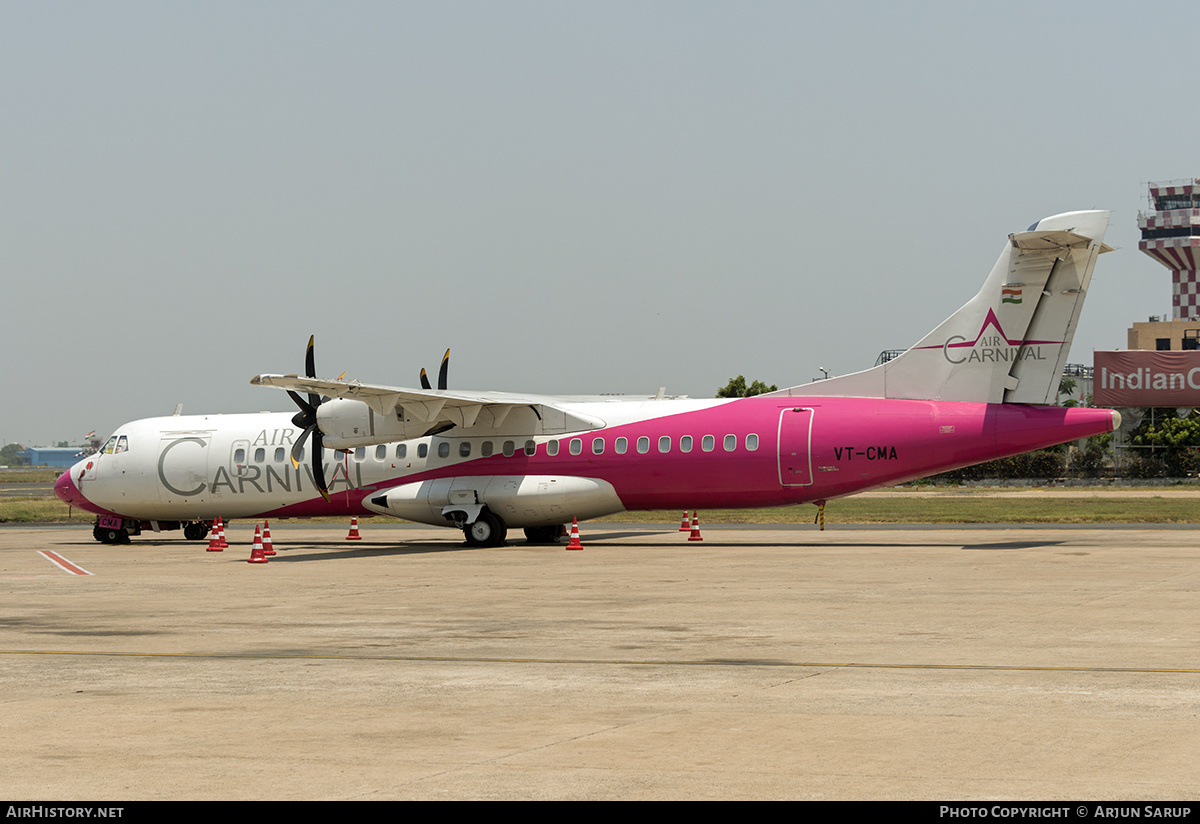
[
  {"left": 465, "top": 511, "right": 507, "bottom": 548},
  {"left": 523, "top": 525, "right": 561, "bottom": 544},
  {"left": 94, "top": 526, "right": 129, "bottom": 545},
  {"left": 183, "top": 522, "right": 210, "bottom": 541}
]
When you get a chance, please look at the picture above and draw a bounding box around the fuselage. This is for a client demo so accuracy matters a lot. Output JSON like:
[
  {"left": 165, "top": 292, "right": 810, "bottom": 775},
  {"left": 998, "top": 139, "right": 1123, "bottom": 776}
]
[{"left": 55, "top": 395, "right": 1118, "bottom": 529}]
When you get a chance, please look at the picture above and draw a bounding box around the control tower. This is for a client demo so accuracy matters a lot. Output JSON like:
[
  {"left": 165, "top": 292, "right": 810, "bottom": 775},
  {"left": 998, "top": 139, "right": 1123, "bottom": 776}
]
[{"left": 1138, "top": 179, "right": 1200, "bottom": 320}]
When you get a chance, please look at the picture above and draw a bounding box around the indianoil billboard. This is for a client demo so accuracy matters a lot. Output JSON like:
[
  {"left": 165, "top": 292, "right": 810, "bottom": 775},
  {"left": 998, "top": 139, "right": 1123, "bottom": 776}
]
[{"left": 1093, "top": 350, "right": 1200, "bottom": 407}]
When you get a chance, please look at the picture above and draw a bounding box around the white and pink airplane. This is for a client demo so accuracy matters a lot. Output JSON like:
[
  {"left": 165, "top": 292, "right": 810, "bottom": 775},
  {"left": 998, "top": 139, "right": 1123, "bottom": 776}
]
[{"left": 56, "top": 210, "right": 1120, "bottom": 546}]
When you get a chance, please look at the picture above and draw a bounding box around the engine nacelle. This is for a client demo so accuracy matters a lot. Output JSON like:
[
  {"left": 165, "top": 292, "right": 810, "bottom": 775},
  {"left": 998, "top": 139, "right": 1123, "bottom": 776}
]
[{"left": 316, "top": 398, "right": 423, "bottom": 448}]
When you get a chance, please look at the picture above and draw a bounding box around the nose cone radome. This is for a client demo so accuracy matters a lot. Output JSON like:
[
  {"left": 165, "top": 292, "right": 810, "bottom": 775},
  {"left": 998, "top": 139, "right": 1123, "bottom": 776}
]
[
  {"left": 54, "top": 469, "right": 81, "bottom": 506},
  {"left": 55, "top": 464, "right": 104, "bottom": 514}
]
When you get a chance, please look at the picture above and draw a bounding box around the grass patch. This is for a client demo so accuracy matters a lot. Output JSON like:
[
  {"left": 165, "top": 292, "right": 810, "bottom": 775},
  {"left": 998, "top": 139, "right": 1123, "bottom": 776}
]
[
  {"left": 600, "top": 497, "right": 1200, "bottom": 525},
  {"left": 0, "top": 468, "right": 61, "bottom": 482},
  {"left": 0, "top": 498, "right": 92, "bottom": 524},
  {"left": 4, "top": 492, "right": 1198, "bottom": 526}
]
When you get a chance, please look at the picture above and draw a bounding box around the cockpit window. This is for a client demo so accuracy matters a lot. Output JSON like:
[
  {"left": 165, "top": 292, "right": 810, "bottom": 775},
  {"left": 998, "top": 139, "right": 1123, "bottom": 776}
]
[
  {"left": 115, "top": 436, "right": 129, "bottom": 453},
  {"left": 102, "top": 436, "right": 118, "bottom": 454}
]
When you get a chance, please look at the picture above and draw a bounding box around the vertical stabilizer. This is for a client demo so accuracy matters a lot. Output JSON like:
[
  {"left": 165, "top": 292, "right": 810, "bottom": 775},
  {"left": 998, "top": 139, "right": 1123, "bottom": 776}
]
[{"left": 776, "top": 210, "right": 1111, "bottom": 404}]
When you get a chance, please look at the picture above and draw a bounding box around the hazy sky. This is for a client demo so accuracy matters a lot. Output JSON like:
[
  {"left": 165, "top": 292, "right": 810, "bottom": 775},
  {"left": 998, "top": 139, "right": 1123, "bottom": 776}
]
[{"left": 3, "top": 1, "right": 1196, "bottom": 446}]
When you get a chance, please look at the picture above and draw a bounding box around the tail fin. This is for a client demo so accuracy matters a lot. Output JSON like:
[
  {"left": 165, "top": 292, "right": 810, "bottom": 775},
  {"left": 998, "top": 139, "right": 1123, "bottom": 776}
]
[{"left": 779, "top": 210, "right": 1112, "bottom": 404}]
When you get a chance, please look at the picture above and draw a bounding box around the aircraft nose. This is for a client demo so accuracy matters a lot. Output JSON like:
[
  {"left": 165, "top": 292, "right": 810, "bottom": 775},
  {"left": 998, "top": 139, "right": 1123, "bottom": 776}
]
[{"left": 54, "top": 469, "right": 82, "bottom": 507}]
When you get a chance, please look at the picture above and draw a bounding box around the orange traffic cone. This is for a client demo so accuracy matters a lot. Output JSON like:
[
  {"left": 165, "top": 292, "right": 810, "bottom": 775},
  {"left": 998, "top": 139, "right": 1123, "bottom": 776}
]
[
  {"left": 688, "top": 511, "right": 703, "bottom": 542},
  {"left": 262, "top": 521, "right": 275, "bottom": 555},
  {"left": 206, "top": 519, "right": 223, "bottom": 552},
  {"left": 678, "top": 511, "right": 690, "bottom": 532},
  {"left": 217, "top": 516, "right": 229, "bottom": 548},
  {"left": 565, "top": 517, "right": 583, "bottom": 550},
  {"left": 247, "top": 524, "right": 268, "bottom": 563},
  {"left": 346, "top": 517, "right": 362, "bottom": 541}
]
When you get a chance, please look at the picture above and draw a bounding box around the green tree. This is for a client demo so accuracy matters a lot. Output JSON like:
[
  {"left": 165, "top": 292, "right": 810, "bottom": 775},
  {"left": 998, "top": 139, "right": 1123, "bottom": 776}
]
[
  {"left": 716, "top": 376, "right": 778, "bottom": 398},
  {"left": 1127, "top": 408, "right": 1200, "bottom": 477},
  {"left": 0, "top": 443, "right": 27, "bottom": 466},
  {"left": 1058, "top": 376, "right": 1079, "bottom": 407}
]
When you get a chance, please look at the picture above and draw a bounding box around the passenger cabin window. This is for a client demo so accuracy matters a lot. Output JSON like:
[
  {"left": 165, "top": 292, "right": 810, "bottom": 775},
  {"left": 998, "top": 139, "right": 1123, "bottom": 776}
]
[
  {"left": 569, "top": 438, "right": 582, "bottom": 456},
  {"left": 592, "top": 438, "right": 604, "bottom": 455},
  {"left": 275, "top": 447, "right": 286, "bottom": 463},
  {"left": 658, "top": 436, "right": 671, "bottom": 453},
  {"left": 724, "top": 434, "right": 737, "bottom": 452},
  {"left": 460, "top": 442, "right": 471, "bottom": 457},
  {"left": 396, "top": 444, "right": 407, "bottom": 459},
  {"left": 680, "top": 435, "right": 692, "bottom": 453},
  {"left": 354, "top": 447, "right": 366, "bottom": 462},
  {"left": 525, "top": 440, "right": 536, "bottom": 456},
  {"left": 547, "top": 440, "right": 559, "bottom": 456},
  {"left": 637, "top": 437, "right": 650, "bottom": 454},
  {"left": 481, "top": 441, "right": 493, "bottom": 457},
  {"left": 702, "top": 435, "right": 715, "bottom": 452},
  {"left": 234, "top": 448, "right": 246, "bottom": 464},
  {"left": 376, "top": 445, "right": 387, "bottom": 460},
  {"left": 615, "top": 437, "right": 627, "bottom": 454},
  {"left": 746, "top": 434, "right": 759, "bottom": 451},
  {"left": 417, "top": 443, "right": 428, "bottom": 458},
  {"left": 437, "top": 442, "right": 450, "bottom": 458},
  {"left": 502, "top": 440, "right": 515, "bottom": 457},
  {"left": 254, "top": 447, "right": 265, "bottom": 463}
]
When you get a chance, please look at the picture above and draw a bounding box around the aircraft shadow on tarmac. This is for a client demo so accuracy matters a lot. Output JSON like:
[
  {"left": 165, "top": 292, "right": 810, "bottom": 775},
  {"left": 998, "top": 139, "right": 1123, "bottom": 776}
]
[
  {"left": 58, "top": 531, "right": 1066, "bottom": 555},
  {"left": 960, "top": 540, "right": 1067, "bottom": 550}
]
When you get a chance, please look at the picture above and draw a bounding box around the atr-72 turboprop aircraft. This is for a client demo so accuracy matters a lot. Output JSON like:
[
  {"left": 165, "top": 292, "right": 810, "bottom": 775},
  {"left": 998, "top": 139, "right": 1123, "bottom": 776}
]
[{"left": 57, "top": 210, "right": 1120, "bottom": 546}]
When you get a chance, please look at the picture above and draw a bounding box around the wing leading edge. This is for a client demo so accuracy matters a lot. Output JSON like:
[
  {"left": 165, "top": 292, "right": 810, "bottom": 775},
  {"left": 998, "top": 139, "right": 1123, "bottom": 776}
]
[{"left": 250, "top": 374, "right": 610, "bottom": 446}]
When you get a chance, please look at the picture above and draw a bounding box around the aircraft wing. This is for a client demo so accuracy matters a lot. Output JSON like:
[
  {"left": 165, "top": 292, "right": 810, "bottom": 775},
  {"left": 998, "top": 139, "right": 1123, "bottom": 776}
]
[{"left": 250, "top": 373, "right": 597, "bottom": 429}]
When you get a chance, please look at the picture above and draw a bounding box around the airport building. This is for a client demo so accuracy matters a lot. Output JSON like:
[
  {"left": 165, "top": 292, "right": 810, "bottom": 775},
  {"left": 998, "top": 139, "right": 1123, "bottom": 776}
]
[
  {"left": 1093, "top": 179, "right": 1200, "bottom": 409},
  {"left": 18, "top": 447, "right": 89, "bottom": 468},
  {"left": 1128, "top": 179, "right": 1200, "bottom": 351}
]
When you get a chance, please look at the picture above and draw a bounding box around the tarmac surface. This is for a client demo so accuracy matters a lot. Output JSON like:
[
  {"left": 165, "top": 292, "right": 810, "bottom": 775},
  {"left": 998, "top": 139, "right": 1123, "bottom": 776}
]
[{"left": 2, "top": 521, "right": 1198, "bottom": 800}]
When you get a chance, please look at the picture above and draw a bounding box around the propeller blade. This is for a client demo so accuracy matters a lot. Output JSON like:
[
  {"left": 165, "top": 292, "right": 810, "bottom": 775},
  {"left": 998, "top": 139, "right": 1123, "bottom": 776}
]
[
  {"left": 290, "top": 426, "right": 312, "bottom": 469},
  {"left": 286, "top": 389, "right": 313, "bottom": 420},
  {"left": 437, "top": 348, "right": 450, "bottom": 391},
  {"left": 312, "top": 429, "right": 330, "bottom": 502},
  {"left": 304, "top": 335, "right": 316, "bottom": 379},
  {"left": 286, "top": 336, "right": 328, "bottom": 501}
]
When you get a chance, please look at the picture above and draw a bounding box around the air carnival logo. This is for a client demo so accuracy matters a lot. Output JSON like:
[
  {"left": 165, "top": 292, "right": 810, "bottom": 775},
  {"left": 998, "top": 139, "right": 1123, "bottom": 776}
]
[{"left": 915, "top": 308, "right": 1062, "bottom": 365}]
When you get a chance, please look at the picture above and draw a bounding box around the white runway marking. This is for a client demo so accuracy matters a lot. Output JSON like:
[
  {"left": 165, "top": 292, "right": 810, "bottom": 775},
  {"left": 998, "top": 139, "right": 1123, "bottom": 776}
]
[{"left": 38, "top": 550, "right": 92, "bottom": 576}]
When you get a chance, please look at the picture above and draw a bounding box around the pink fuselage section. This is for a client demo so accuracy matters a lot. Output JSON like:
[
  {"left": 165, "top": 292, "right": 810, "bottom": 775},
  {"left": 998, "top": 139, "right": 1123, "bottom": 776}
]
[
  {"left": 56, "top": 396, "right": 1115, "bottom": 523},
  {"left": 261, "top": 396, "right": 1113, "bottom": 518},
  {"left": 408, "top": 397, "right": 1113, "bottom": 510}
]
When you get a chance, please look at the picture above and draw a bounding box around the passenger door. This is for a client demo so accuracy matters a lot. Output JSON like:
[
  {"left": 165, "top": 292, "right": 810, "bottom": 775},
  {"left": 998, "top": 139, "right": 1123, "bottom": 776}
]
[{"left": 777, "top": 408, "right": 814, "bottom": 487}]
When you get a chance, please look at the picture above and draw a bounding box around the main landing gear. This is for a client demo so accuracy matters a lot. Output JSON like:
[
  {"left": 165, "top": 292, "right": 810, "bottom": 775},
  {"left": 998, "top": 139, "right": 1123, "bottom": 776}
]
[
  {"left": 182, "top": 521, "right": 211, "bottom": 541},
  {"left": 522, "top": 525, "right": 562, "bottom": 544},
  {"left": 463, "top": 510, "right": 508, "bottom": 548}
]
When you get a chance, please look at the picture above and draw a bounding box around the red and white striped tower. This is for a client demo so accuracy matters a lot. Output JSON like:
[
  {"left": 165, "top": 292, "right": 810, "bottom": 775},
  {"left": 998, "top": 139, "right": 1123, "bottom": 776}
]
[{"left": 1139, "top": 179, "right": 1200, "bottom": 321}]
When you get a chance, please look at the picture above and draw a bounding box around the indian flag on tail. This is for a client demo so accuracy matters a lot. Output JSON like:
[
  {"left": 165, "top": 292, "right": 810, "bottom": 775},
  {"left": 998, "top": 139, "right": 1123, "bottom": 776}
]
[{"left": 1001, "top": 287, "right": 1022, "bottom": 305}]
